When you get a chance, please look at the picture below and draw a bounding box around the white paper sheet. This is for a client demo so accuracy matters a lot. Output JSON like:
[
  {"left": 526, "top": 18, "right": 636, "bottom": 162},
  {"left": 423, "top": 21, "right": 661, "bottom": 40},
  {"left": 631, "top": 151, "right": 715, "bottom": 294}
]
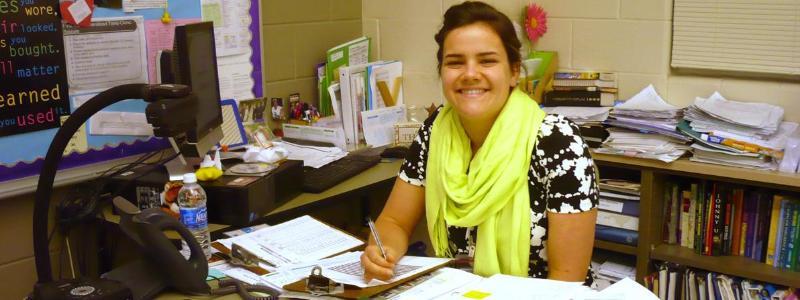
[
  {"left": 200, "top": 0, "right": 255, "bottom": 100},
  {"left": 63, "top": 17, "right": 148, "bottom": 93},
  {"left": 89, "top": 111, "right": 153, "bottom": 136},
  {"left": 694, "top": 92, "right": 783, "bottom": 129},
  {"left": 122, "top": 0, "right": 166, "bottom": 12},
  {"left": 282, "top": 123, "right": 347, "bottom": 151},
  {"left": 386, "top": 267, "right": 483, "bottom": 300},
  {"left": 361, "top": 105, "right": 406, "bottom": 147},
  {"left": 445, "top": 274, "right": 589, "bottom": 300},
  {"left": 202, "top": 0, "right": 252, "bottom": 57},
  {"left": 617, "top": 84, "right": 679, "bottom": 111},
  {"left": 217, "top": 215, "right": 363, "bottom": 267},
  {"left": 318, "top": 252, "right": 451, "bottom": 288},
  {"left": 589, "top": 277, "right": 660, "bottom": 300},
  {"left": 272, "top": 140, "right": 347, "bottom": 168}
]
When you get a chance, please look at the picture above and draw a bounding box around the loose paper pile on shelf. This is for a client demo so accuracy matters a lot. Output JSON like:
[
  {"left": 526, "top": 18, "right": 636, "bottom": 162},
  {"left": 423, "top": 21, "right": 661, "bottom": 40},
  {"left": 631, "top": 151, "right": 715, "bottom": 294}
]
[
  {"left": 596, "top": 85, "right": 690, "bottom": 162},
  {"left": 542, "top": 106, "right": 611, "bottom": 125},
  {"left": 682, "top": 92, "right": 798, "bottom": 170}
]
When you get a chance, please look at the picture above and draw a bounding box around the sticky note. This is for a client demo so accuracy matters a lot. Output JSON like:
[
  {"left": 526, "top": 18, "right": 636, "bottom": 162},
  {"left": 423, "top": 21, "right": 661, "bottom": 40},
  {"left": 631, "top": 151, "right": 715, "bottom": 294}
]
[{"left": 463, "top": 290, "right": 491, "bottom": 299}]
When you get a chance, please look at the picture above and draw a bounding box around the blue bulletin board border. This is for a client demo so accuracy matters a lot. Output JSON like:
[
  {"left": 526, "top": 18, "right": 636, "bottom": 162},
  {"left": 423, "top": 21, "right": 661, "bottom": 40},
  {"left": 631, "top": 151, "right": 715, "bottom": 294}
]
[{"left": 0, "top": 138, "right": 169, "bottom": 183}]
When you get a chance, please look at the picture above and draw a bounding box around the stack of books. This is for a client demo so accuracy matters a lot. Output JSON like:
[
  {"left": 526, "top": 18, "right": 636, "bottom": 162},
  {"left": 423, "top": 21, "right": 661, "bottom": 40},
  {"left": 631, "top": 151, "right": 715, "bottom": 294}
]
[
  {"left": 543, "top": 71, "right": 617, "bottom": 107},
  {"left": 681, "top": 92, "right": 799, "bottom": 171},
  {"left": 596, "top": 179, "right": 641, "bottom": 246},
  {"left": 644, "top": 264, "right": 798, "bottom": 300},
  {"left": 662, "top": 180, "right": 800, "bottom": 271}
]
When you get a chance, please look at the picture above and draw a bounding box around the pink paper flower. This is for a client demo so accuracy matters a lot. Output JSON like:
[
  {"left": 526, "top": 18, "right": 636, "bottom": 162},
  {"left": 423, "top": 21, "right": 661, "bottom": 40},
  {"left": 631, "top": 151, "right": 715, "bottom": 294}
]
[{"left": 526, "top": 3, "right": 548, "bottom": 43}]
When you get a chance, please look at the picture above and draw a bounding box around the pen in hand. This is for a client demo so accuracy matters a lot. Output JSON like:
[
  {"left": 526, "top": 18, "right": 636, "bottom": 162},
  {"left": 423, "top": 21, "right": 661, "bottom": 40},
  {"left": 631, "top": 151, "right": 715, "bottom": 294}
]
[{"left": 366, "top": 217, "right": 387, "bottom": 260}]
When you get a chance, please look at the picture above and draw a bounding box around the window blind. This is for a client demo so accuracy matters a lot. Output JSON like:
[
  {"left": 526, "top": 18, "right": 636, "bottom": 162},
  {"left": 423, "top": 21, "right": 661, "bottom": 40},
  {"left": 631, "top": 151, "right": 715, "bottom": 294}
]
[{"left": 671, "top": 0, "right": 800, "bottom": 76}]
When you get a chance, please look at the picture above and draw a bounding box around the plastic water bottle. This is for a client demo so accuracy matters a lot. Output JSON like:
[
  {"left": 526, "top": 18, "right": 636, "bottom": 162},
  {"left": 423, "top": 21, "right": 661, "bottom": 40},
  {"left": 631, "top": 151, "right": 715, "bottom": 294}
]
[{"left": 177, "top": 173, "right": 211, "bottom": 260}]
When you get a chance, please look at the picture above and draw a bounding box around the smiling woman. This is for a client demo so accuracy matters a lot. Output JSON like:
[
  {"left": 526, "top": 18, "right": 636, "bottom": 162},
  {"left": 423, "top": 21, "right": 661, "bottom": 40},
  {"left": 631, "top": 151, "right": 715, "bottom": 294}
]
[{"left": 360, "top": 0, "right": 599, "bottom": 286}]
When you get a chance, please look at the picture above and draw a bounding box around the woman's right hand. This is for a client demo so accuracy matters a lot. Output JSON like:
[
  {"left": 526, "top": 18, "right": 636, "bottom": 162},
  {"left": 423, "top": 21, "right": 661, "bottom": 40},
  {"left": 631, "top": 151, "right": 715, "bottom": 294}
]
[{"left": 361, "top": 244, "right": 399, "bottom": 282}]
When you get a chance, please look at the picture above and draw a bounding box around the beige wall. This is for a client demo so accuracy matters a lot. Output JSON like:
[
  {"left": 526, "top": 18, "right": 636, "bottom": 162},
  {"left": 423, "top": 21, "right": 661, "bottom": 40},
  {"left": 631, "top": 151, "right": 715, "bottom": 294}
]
[
  {"left": 363, "top": 0, "right": 800, "bottom": 122},
  {"left": 0, "top": 190, "right": 64, "bottom": 299},
  {"left": 261, "top": 0, "right": 362, "bottom": 107}
]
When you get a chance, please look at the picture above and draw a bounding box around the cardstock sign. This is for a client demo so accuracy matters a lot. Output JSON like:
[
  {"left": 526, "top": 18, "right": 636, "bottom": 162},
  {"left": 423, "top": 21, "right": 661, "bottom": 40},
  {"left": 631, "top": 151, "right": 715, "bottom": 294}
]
[{"left": 0, "top": 0, "right": 70, "bottom": 137}]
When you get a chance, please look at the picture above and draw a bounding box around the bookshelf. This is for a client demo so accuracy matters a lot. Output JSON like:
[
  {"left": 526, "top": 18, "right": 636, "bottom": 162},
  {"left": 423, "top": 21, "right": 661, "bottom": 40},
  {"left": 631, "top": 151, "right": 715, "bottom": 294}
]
[
  {"left": 591, "top": 152, "right": 800, "bottom": 286},
  {"left": 594, "top": 239, "right": 637, "bottom": 255}
]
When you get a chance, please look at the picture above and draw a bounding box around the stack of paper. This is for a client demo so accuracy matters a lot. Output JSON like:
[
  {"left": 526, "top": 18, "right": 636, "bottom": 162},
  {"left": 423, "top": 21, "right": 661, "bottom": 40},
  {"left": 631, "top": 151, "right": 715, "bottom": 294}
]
[
  {"left": 597, "top": 85, "right": 689, "bottom": 162},
  {"left": 689, "top": 144, "right": 775, "bottom": 170},
  {"left": 682, "top": 92, "right": 798, "bottom": 170},
  {"left": 542, "top": 106, "right": 611, "bottom": 125},
  {"left": 687, "top": 92, "right": 783, "bottom": 137},
  {"left": 273, "top": 141, "right": 347, "bottom": 168},
  {"left": 595, "top": 128, "right": 690, "bottom": 163},
  {"left": 606, "top": 85, "right": 687, "bottom": 140}
]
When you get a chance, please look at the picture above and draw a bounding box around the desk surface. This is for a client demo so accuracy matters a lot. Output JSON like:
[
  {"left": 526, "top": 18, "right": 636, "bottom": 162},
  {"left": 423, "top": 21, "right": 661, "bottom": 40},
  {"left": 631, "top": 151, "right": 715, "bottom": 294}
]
[{"left": 267, "top": 159, "right": 402, "bottom": 217}]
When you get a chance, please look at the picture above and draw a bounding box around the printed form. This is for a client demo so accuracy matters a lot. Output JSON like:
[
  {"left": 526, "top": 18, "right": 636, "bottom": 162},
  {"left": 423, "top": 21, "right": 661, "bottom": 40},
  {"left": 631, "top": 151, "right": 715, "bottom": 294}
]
[{"left": 218, "top": 215, "right": 363, "bottom": 267}]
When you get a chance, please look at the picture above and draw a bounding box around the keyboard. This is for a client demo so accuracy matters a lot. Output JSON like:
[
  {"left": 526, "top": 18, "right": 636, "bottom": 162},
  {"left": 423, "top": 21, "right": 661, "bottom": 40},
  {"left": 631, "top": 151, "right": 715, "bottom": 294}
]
[{"left": 301, "top": 154, "right": 381, "bottom": 193}]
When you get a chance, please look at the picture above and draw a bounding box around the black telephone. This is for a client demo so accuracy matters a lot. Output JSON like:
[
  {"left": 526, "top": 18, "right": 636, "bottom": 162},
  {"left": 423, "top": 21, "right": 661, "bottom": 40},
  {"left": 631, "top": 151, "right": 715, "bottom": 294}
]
[{"left": 103, "top": 197, "right": 210, "bottom": 300}]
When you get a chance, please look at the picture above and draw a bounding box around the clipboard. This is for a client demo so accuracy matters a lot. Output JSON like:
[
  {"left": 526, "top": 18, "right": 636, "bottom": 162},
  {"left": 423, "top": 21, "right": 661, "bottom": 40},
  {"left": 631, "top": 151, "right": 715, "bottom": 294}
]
[
  {"left": 282, "top": 258, "right": 452, "bottom": 299},
  {"left": 210, "top": 215, "right": 364, "bottom": 274}
]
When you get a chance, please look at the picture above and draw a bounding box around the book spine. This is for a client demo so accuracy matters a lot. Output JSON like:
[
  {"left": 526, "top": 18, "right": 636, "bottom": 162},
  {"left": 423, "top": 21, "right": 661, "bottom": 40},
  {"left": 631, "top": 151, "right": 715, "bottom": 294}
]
[
  {"left": 663, "top": 182, "right": 674, "bottom": 243},
  {"left": 595, "top": 224, "right": 639, "bottom": 245},
  {"left": 711, "top": 185, "right": 725, "bottom": 256},
  {"left": 723, "top": 194, "right": 732, "bottom": 255},
  {"left": 598, "top": 198, "right": 640, "bottom": 216},
  {"left": 779, "top": 201, "right": 795, "bottom": 269},
  {"left": 754, "top": 194, "right": 771, "bottom": 261},
  {"left": 743, "top": 193, "right": 757, "bottom": 258},
  {"left": 785, "top": 202, "right": 798, "bottom": 269},
  {"left": 543, "top": 90, "right": 601, "bottom": 107},
  {"left": 693, "top": 183, "right": 704, "bottom": 254},
  {"left": 554, "top": 71, "right": 600, "bottom": 80},
  {"left": 688, "top": 186, "right": 697, "bottom": 250},
  {"left": 670, "top": 184, "right": 680, "bottom": 244},
  {"left": 682, "top": 190, "right": 693, "bottom": 247},
  {"left": 773, "top": 199, "right": 788, "bottom": 267},
  {"left": 731, "top": 189, "right": 744, "bottom": 257},
  {"left": 765, "top": 195, "right": 784, "bottom": 265},
  {"left": 597, "top": 211, "right": 639, "bottom": 231},
  {"left": 704, "top": 183, "right": 716, "bottom": 256}
]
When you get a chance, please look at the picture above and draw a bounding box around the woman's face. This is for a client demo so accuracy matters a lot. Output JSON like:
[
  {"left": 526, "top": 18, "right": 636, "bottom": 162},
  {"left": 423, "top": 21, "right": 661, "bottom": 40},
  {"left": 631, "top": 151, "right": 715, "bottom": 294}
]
[{"left": 440, "top": 22, "right": 519, "bottom": 123}]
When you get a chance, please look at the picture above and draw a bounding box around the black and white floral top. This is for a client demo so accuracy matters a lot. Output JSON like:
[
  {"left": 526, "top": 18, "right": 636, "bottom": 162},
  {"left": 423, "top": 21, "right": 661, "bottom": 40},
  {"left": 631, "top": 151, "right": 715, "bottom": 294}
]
[{"left": 398, "top": 107, "right": 599, "bottom": 285}]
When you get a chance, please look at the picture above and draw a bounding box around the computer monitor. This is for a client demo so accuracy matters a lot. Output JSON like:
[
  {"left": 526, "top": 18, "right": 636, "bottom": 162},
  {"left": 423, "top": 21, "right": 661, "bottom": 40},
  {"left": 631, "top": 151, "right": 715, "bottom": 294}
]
[{"left": 170, "top": 21, "right": 223, "bottom": 158}]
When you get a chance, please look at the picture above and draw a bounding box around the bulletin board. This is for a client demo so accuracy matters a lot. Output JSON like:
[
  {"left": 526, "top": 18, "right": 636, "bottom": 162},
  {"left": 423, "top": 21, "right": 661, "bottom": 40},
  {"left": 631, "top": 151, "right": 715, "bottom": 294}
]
[{"left": 0, "top": 0, "right": 263, "bottom": 187}]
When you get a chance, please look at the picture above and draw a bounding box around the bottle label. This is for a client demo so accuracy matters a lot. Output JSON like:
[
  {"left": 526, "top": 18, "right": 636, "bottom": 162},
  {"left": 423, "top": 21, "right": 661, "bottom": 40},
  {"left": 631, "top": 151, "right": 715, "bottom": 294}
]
[{"left": 179, "top": 206, "right": 208, "bottom": 230}]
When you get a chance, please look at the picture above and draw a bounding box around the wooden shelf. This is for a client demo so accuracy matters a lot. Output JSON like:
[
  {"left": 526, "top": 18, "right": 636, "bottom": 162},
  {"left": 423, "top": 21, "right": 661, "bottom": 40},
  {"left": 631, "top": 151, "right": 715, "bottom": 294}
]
[
  {"left": 651, "top": 244, "right": 800, "bottom": 287},
  {"left": 592, "top": 152, "right": 800, "bottom": 191},
  {"left": 594, "top": 239, "right": 637, "bottom": 255}
]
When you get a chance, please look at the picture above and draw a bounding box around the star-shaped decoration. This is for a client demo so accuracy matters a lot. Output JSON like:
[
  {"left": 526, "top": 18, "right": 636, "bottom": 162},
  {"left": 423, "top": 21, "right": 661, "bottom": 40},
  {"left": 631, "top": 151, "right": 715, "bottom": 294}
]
[{"left": 425, "top": 103, "right": 438, "bottom": 117}]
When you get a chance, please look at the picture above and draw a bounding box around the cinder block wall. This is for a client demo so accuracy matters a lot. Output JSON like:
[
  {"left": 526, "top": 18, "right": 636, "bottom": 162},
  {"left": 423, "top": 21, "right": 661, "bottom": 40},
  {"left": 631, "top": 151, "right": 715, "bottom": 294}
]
[
  {"left": 261, "top": 0, "right": 362, "bottom": 107},
  {"left": 363, "top": 0, "right": 800, "bottom": 122}
]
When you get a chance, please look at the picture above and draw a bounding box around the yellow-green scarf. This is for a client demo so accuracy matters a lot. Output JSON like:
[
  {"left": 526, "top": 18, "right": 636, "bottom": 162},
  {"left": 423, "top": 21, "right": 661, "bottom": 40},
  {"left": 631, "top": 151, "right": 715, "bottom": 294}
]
[{"left": 426, "top": 88, "right": 546, "bottom": 277}]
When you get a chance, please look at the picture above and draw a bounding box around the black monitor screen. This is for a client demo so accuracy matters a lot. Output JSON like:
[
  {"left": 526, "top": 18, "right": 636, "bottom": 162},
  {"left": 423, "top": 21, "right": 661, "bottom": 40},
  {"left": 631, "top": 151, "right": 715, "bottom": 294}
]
[{"left": 173, "top": 22, "right": 222, "bottom": 142}]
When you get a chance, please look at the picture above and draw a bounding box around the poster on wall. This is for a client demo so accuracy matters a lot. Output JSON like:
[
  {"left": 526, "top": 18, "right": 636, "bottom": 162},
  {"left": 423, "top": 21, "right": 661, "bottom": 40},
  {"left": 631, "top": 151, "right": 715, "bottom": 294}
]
[{"left": 0, "top": 0, "right": 70, "bottom": 137}]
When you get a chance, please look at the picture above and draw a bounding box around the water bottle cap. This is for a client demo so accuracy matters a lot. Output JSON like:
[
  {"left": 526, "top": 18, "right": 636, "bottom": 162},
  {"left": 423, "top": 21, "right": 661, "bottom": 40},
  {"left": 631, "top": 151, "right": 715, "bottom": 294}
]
[{"left": 183, "top": 173, "right": 197, "bottom": 183}]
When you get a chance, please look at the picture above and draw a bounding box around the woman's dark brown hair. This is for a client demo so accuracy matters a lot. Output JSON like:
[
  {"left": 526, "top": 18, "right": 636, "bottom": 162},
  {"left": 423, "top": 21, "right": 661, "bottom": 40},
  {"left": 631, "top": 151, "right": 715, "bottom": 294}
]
[{"left": 434, "top": 1, "right": 522, "bottom": 73}]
